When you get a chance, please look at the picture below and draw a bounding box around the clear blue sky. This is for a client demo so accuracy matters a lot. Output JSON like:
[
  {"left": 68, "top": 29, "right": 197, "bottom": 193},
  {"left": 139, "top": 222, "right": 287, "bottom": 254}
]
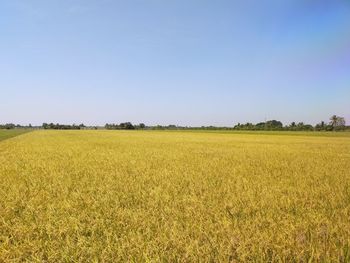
[{"left": 1, "top": 0, "right": 349, "bottom": 126}]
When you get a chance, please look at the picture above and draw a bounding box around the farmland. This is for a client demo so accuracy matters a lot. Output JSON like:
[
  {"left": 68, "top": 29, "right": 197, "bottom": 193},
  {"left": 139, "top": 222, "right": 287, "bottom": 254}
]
[
  {"left": 0, "top": 129, "right": 31, "bottom": 142},
  {"left": 0, "top": 130, "right": 350, "bottom": 262}
]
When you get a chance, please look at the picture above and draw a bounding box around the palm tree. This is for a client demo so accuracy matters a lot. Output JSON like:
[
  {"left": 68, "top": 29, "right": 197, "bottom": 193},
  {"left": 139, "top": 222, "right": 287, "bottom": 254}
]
[
  {"left": 330, "top": 115, "right": 338, "bottom": 127},
  {"left": 329, "top": 115, "right": 346, "bottom": 130}
]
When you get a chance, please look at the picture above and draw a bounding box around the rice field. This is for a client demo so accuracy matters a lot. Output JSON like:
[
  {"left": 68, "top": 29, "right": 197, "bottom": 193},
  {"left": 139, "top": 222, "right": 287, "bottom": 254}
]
[{"left": 0, "top": 130, "right": 350, "bottom": 262}]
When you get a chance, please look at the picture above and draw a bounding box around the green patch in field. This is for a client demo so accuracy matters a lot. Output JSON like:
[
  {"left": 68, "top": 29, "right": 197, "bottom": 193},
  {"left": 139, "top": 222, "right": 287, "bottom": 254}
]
[{"left": 0, "top": 129, "right": 31, "bottom": 142}]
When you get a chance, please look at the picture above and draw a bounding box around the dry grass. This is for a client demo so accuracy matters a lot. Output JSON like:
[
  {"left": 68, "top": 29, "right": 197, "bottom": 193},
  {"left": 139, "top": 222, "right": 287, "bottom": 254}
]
[{"left": 0, "top": 130, "right": 350, "bottom": 262}]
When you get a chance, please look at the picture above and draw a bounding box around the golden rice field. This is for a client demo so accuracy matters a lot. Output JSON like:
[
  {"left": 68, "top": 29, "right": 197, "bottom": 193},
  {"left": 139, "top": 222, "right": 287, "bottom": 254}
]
[{"left": 1, "top": 130, "right": 350, "bottom": 262}]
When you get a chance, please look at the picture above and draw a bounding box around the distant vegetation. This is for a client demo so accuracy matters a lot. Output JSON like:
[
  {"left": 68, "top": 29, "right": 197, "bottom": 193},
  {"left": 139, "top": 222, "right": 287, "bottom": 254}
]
[
  {"left": 105, "top": 116, "right": 347, "bottom": 131},
  {"left": 42, "top": 123, "right": 86, "bottom": 130},
  {"left": 0, "top": 115, "right": 348, "bottom": 131},
  {"left": 233, "top": 115, "right": 347, "bottom": 131},
  {"left": 105, "top": 122, "right": 146, "bottom": 130},
  {"left": 0, "top": 123, "right": 33, "bottom": 129}
]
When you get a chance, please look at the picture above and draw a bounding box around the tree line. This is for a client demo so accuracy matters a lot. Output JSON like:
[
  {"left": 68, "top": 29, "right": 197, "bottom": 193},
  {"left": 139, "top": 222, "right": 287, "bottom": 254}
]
[
  {"left": 0, "top": 123, "right": 33, "bottom": 129},
  {"left": 42, "top": 123, "right": 86, "bottom": 130},
  {"left": 215, "top": 115, "right": 346, "bottom": 131},
  {"left": 105, "top": 122, "right": 145, "bottom": 130},
  {"left": 0, "top": 115, "right": 347, "bottom": 131}
]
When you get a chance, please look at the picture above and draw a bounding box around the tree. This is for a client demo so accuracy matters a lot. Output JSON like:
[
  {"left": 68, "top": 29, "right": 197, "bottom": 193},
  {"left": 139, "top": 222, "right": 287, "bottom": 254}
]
[
  {"left": 120, "top": 122, "right": 135, "bottom": 130},
  {"left": 4, "top": 123, "right": 15, "bottom": 129},
  {"left": 265, "top": 120, "right": 283, "bottom": 130},
  {"left": 330, "top": 115, "right": 337, "bottom": 127},
  {"left": 255, "top": 122, "right": 266, "bottom": 130},
  {"left": 329, "top": 115, "right": 346, "bottom": 131},
  {"left": 315, "top": 121, "right": 324, "bottom": 131}
]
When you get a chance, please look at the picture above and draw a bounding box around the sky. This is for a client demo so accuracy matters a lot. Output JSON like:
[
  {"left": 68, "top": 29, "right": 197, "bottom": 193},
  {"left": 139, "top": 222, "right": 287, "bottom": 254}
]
[{"left": 1, "top": 0, "right": 349, "bottom": 126}]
